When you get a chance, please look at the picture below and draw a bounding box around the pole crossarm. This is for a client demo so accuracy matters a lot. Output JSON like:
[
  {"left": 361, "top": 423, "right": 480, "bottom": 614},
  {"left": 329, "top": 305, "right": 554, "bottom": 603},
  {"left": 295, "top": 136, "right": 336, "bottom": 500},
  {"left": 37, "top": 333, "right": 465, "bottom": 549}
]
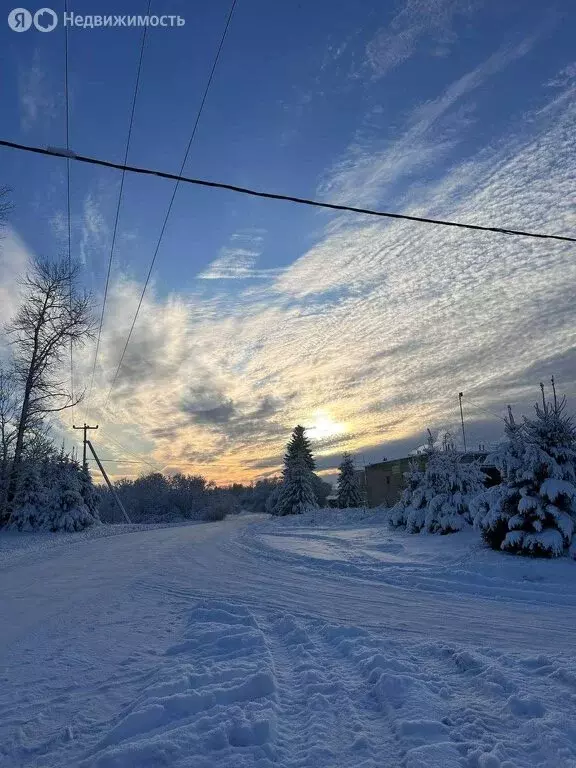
[{"left": 73, "top": 422, "right": 99, "bottom": 469}]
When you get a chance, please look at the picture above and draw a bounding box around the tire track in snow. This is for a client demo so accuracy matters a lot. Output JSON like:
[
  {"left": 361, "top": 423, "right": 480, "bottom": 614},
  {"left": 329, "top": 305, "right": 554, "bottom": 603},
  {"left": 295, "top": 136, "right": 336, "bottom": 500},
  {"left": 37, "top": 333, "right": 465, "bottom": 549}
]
[
  {"left": 260, "top": 611, "right": 401, "bottom": 767},
  {"left": 321, "top": 626, "right": 576, "bottom": 768}
]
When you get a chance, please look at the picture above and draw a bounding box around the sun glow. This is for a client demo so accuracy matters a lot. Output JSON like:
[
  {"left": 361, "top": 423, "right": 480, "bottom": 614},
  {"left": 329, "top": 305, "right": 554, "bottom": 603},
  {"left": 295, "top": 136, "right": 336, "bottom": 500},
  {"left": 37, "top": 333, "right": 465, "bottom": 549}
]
[{"left": 306, "top": 410, "right": 346, "bottom": 442}]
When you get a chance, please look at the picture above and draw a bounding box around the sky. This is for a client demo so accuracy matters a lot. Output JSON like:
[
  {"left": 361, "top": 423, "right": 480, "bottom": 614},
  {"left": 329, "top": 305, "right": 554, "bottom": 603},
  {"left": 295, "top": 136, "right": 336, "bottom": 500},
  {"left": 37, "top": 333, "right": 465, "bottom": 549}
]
[{"left": 0, "top": 0, "right": 575, "bottom": 484}]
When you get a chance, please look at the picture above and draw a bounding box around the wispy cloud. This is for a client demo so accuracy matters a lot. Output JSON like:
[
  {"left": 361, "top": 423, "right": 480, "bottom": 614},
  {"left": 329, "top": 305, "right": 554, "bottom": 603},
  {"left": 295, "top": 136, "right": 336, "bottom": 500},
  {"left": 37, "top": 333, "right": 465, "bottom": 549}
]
[
  {"left": 319, "top": 37, "right": 537, "bottom": 209},
  {"left": 18, "top": 50, "right": 58, "bottom": 133},
  {"left": 198, "top": 229, "right": 282, "bottom": 280},
  {"left": 364, "top": 0, "right": 478, "bottom": 79},
  {"left": 74, "top": 63, "right": 576, "bottom": 484},
  {"left": 0, "top": 230, "right": 33, "bottom": 359},
  {"left": 79, "top": 193, "right": 109, "bottom": 267}
]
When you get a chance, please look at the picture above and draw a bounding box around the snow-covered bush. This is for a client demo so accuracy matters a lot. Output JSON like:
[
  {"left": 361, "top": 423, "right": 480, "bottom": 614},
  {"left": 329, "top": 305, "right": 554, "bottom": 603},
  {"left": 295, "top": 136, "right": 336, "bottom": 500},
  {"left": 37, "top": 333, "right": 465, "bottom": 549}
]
[
  {"left": 9, "top": 456, "right": 99, "bottom": 532},
  {"left": 265, "top": 483, "right": 283, "bottom": 515},
  {"left": 337, "top": 453, "right": 363, "bottom": 508},
  {"left": 389, "top": 434, "right": 486, "bottom": 534},
  {"left": 473, "top": 393, "right": 576, "bottom": 558},
  {"left": 203, "top": 493, "right": 239, "bottom": 522},
  {"left": 388, "top": 459, "right": 426, "bottom": 531},
  {"left": 40, "top": 457, "right": 100, "bottom": 532},
  {"left": 8, "top": 460, "right": 46, "bottom": 530},
  {"left": 423, "top": 449, "right": 486, "bottom": 534}
]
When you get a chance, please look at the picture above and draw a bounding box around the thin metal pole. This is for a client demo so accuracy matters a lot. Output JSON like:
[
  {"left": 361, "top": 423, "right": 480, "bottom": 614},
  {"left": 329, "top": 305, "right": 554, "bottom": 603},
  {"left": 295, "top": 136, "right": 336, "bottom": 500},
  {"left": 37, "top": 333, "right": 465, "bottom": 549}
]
[
  {"left": 458, "top": 393, "right": 467, "bottom": 453},
  {"left": 86, "top": 439, "right": 131, "bottom": 523}
]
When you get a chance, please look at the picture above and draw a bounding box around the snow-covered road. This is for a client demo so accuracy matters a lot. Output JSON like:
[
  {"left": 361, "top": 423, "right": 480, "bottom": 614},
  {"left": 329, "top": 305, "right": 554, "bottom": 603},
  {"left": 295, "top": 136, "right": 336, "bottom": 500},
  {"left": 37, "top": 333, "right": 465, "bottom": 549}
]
[{"left": 1, "top": 514, "right": 575, "bottom": 767}]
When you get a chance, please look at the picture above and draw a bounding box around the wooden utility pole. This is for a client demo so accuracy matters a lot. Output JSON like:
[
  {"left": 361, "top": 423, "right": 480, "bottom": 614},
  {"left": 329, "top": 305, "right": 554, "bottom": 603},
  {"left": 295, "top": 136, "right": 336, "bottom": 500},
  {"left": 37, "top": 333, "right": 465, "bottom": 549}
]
[
  {"left": 86, "top": 439, "right": 131, "bottom": 524},
  {"left": 458, "top": 393, "right": 467, "bottom": 453},
  {"left": 72, "top": 422, "right": 99, "bottom": 468}
]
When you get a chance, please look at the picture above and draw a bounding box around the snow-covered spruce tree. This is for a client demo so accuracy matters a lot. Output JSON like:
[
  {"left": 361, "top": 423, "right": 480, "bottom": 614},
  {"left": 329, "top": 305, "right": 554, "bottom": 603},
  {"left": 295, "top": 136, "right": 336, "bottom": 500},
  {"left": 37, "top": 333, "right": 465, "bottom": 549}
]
[
  {"left": 389, "top": 431, "right": 485, "bottom": 534},
  {"left": 423, "top": 447, "right": 486, "bottom": 534},
  {"left": 388, "top": 458, "right": 427, "bottom": 530},
  {"left": 39, "top": 456, "right": 99, "bottom": 532},
  {"left": 78, "top": 464, "right": 101, "bottom": 520},
  {"left": 8, "top": 460, "right": 46, "bottom": 530},
  {"left": 471, "top": 406, "right": 525, "bottom": 549},
  {"left": 474, "top": 388, "right": 576, "bottom": 557},
  {"left": 337, "top": 453, "right": 363, "bottom": 508},
  {"left": 265, "top": 482, "right": 283, "bottom": 515},
  {"left": 273, "top": 425, "right": 318, "bottom": 515},
  {"left": 388, "top": 430, "right": 436, "bottom": 531}
]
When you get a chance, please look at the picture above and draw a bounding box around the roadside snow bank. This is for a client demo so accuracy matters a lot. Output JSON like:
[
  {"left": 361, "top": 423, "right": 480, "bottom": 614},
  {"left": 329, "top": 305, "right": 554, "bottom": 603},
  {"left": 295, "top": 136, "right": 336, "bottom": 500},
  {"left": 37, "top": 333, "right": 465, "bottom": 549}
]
[{"left": 0, "top": 522, "right": 194, "bottom": 570}]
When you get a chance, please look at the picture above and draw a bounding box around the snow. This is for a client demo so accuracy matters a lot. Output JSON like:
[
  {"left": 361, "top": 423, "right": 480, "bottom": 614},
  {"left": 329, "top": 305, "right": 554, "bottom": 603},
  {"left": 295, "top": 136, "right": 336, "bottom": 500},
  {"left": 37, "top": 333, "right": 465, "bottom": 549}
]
[{"left": 1, "top": 512, "right": 576, "bottom": 767}]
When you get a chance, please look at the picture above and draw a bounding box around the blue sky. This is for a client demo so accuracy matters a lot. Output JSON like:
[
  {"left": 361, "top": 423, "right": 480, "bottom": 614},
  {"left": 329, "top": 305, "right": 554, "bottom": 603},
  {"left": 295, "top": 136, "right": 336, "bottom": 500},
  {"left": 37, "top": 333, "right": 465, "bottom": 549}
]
[{"left": 0, "top": 0, "right": 575, "bottom": 482}]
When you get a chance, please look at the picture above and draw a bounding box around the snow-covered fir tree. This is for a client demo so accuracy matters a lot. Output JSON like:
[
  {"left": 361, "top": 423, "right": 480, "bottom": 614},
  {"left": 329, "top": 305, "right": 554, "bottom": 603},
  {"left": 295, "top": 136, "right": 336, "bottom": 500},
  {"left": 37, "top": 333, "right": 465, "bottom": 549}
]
[
  {"left": 473, "top": 387, "right": 576, "bottom": 557},
  {"left": 337, "top": 453, "right": 363, "bottom": 508},
  {"left": 388, "top": 458, "right": 427, "bottom": 530},
  {"left": 273, "top": 425, "right": 318, "bottom": 515},
  {"left": 8, "top": 460, "right": 46, "bottom": 530},
  {"left": 78, "top": 464, "right": 100, "bottom": 519},
  {"left": 265, "top": 482, "right": 282, "bottom": 515},
  {"left": 471, "top": 406, "right": 525, "bottom": 548},
  {"left": 389, "top": 431, "right": 486, "bottom": 534},
  {"left": 39, "top": 456, "right": 100, "bottom": 532},
  {"left": 423, "top": 445, "right": 486, "bottom": 534}
]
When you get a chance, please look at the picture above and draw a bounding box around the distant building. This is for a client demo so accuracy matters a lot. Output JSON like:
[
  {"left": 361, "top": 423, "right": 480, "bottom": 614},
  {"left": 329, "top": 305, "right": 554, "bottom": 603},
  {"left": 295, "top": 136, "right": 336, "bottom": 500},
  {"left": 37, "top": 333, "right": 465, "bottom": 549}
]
[
  {"left": 354, "top": 468, "right": 368, "bottom": 505},
  {"left": 365, "top": 452, "right": 500, "bottom": 508}
]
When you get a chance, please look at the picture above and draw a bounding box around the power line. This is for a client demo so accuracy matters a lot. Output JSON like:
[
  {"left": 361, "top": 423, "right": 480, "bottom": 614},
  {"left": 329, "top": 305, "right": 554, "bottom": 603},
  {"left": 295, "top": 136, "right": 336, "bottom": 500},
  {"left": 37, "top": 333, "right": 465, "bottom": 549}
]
[
  {"left": 462, "top": 396, "right": 506, "bottom": 422},
  {"left": 85, "top": 0, "right": 152, "bottom": 418},
  {"left": 2, "top": 138, "right": 575, "bottom": 245},
  {"left": 102, "top": 0, "right": 238, "bottom": 408},
  {"left": 98, "top": 427, "right": 162, "bottom": 471},
  {"left": 64, "top": 0, "right": 74, "bottom": 426}
]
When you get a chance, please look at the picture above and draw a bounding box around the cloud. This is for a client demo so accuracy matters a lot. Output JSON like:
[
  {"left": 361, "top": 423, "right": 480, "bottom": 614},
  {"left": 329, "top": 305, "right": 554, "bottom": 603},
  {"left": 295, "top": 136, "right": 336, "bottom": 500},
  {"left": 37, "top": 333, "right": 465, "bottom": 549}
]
[
  {"left": 364, "top": 0, "right": 479, "bottom": 79},
  {"left": 318, "top": 37, "right": 536, "bottom": 210},
  {"left": 18, "top": 51, "right": 58, "bottom": 132},
  {"left": 74, "top": 59, "right": 576, "bottom": 485},
  {"left": 0, "top": 229, "right": 33, "bottom": 335},
  {"left": 198, "top": 229, "right": 282, "bottom": 280},
  {"left": 79, "top": 193, "right": 109, "bottom": 267}
]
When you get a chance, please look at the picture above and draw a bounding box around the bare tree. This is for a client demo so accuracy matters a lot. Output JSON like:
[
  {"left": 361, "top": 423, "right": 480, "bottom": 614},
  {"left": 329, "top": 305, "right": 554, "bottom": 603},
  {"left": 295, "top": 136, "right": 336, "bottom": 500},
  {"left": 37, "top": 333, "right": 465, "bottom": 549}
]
[
  {"left": 0, "top": 367, "right": 17, "bottom": 514},
  {"left": 2, "top": 257, "right": 94, "bottom": 519}
]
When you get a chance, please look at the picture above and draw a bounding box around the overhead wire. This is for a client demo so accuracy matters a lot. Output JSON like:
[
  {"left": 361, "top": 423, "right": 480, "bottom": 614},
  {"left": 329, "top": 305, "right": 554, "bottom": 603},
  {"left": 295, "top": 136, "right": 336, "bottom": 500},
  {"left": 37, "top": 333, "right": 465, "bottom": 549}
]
[
  {"left": 102, "top": 0, "right": 238, "bottom": 409},
  {"left": 85, "top": 0, "right": 152, "bottom": 419},
  {"left": 462, "top": 395, "right": 507, "bottom": 422},
  {"left": 97, "top": 429, "right": 162, "bottom": 471},
  {"left": 64, "top": 0, "right": 74, "bottom": 427},
  {"left": 2, "top": 139, "right": 575, "bottom": 245}
]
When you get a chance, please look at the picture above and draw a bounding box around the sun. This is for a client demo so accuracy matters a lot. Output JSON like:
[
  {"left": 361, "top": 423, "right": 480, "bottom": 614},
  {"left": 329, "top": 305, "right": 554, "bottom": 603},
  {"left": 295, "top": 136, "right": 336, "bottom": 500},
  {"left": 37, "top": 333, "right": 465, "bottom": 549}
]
[{"left": 306, "top": 410, "right": 346, "bottom": 441}]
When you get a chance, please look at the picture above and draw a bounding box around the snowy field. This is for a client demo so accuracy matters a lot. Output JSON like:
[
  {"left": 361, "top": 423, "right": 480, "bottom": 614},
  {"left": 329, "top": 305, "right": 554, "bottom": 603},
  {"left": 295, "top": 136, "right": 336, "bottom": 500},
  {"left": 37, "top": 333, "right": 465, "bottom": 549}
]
[{"left": 1, "top": 513, "right": 575, "bottom": 767}]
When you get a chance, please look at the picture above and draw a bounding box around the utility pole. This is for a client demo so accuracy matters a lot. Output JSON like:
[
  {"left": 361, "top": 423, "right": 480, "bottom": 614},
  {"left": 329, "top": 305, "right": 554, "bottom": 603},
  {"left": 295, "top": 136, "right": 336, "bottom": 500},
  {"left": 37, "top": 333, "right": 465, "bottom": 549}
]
[
  {"left": 86, "top": 439, "right": 131, "bottom": 524},
  {"left": 458, "top": 393, "right": 467, "bottom": 453},
  {"left": 72, "top": 424, "right": 131, "bottom": 523},
  {"left": 72, "top": 422, "right": 99, "bottom": 469}
]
